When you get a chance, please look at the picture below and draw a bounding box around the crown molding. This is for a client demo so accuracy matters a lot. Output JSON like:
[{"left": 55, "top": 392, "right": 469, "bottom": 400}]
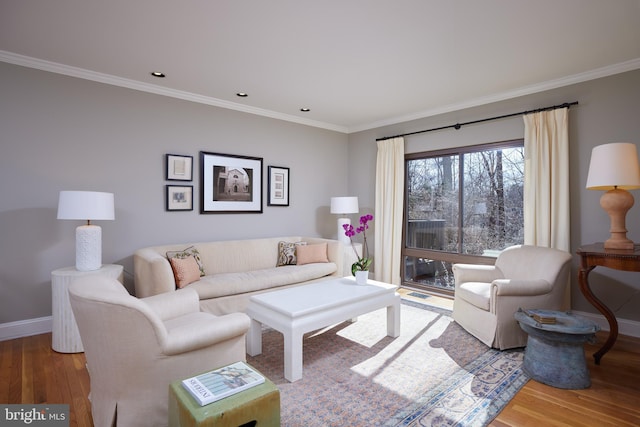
[
  {"left": 2, "top": 50, "right": 638, "bottom": 136},
  {"left": 348, "top": 57, "right": 640, "bottom": 133},
  {"left": 0, "top": 50, "right": 349, "bottom": 134}
]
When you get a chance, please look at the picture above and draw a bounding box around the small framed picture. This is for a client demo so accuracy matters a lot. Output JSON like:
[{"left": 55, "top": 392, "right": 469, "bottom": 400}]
[
  {"left": 166, "top": 154, "right": 193, "bottom": 181},
  {"left": 166, "top": 185, "right": 193, "bottom": 211},
  {"left": 268, "top": 166, "right": 289, "bottom": 206}
]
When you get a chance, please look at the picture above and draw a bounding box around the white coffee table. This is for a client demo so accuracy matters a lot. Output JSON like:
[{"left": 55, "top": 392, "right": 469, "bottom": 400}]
[{"left": 246, "top": 276, "right": 400, "bottom": 382}]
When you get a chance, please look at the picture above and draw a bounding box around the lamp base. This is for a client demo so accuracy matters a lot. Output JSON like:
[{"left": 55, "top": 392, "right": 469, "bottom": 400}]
[
  {"left": 603, "top": 237, "right": 634, "bottom": 250},
  {"left": 601, "top": 188, "right": 635, "bottom": 250},
  {"left": 337, "top": 217, "right": 351, "bottom": 245},
  {"left": 76, "top": 225, "right": 102, "bottom": 271}
]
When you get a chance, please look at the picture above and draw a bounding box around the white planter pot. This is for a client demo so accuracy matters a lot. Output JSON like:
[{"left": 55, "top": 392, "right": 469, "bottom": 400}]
[{"left": 355, "top": 270, "right": 369, "bottom": 285}]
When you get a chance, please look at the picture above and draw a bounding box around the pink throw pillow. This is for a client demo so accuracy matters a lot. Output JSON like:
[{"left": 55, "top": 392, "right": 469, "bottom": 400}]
[
  {"left": 169, "top": 256, "right": 201, "bottom": 288},
  {"left": 296, "top": 243, "right": 329, "bottom": 265}
]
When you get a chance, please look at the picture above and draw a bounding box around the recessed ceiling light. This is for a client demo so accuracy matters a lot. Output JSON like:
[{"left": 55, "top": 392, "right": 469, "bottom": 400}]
[
  {"left": 237, "top": 92, "right": 248, "bottom": 97},
  {"left": 150, "top": 71, "right": 165, "bottom": 78},
  {"left": 300, "top": 108, "right": 310, "bottom": 112}
]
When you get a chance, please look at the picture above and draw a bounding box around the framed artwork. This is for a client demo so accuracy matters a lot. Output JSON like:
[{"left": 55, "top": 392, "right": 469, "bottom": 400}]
[
  {"left": 166, "top": 185, "right": 193, "bottom": 211},
  {"left": 267, "top": 166, "right": 289, "bottom": 206},
  {"left": 200, "top": 151, "right": 263, "bottom": 214},
  {"left": 166, "top": 154, "right": 193, "bottom": 181}
]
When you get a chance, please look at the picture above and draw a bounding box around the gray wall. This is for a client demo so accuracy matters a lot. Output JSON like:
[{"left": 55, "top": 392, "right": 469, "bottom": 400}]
[
  {"left": 2, "top": 59, "right": 639, "bottom": 328},
  {"left": 349, "top": 69, "right": 640, "bottom": 323},
  {"left": 0, "top": 62, "right": 349, "bottom": 324}
]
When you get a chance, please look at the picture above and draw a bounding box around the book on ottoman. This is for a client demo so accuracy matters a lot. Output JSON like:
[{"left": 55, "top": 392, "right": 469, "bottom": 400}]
[{"left": 182, "top": 361, "right": 265, "bottom": 406}]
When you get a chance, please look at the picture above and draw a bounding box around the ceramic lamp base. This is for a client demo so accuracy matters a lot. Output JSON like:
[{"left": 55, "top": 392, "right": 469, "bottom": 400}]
[
  {"left": 337, "top": 217, "right": 351, "bottom": 245},
  {"left": 76, "top": 225, "right": 102, "bottom": 271},
  {"left": 601, "top": 188, "right": 635, "bottom": 250}
]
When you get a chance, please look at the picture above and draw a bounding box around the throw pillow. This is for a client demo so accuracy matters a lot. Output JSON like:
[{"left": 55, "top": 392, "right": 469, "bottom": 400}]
[
  {"left": 277, "top": 241, "right": 307, "bottom": 266},
  {"left": 166, "top": 246, "right": 205, "bottom": 276},
  {"left": 169, "top": 256, "right": 201, "bottom": 288},
  {"left": 296, "top": 242, "right": 329, "bottom": 265}
]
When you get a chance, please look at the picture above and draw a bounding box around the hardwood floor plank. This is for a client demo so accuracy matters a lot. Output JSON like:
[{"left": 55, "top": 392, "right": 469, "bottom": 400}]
[
  {"left": 32, "top": 334, "right": 48, "bottom": 404},
  {"left": 8, "top": 338, "right": 22, "bottom": 404}
]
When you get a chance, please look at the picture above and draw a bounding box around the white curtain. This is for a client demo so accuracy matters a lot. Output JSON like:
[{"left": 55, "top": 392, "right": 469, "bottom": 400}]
[
  {"left": 523, "top": 107, "right": 570, "bottom": 251},
  {"left": 523, "top": 108, "right": 570, "bottom": 308},
  {"left": 374, "top": 137, "right": 405, "bottom": 285}
]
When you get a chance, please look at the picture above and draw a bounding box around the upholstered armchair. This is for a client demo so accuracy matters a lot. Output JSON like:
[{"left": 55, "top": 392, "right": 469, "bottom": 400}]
[
  {"left": 452, "top": 245, "right": 572, "bottom": 350},
  {"left": 68, "top": 276, "right": 250, "bottom": 427}
]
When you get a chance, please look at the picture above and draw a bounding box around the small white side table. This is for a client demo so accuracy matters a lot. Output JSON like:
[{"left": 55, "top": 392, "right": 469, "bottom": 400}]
[{"left": 51, "top": 264, "right": 123, "bottom": 353}]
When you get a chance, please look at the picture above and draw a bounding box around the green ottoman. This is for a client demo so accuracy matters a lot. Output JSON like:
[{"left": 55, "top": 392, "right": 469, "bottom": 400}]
[{"left": 169, "top": 366, "right": 280, "bottom": 427}]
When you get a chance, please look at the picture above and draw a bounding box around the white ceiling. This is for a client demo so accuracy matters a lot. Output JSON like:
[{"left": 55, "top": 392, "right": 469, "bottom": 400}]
[{"left": 1, "top": 0, "right": 639, "bottom": 133}]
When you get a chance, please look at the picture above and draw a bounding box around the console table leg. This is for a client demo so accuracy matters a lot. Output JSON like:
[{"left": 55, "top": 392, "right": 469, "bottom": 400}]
[{"left": 578, "top": 266, "right": 618, "bottom": 365}]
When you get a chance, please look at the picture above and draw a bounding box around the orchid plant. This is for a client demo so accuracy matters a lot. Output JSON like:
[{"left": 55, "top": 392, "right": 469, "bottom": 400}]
[{"left": 343, "top": 214, "right": 373, "bottom": 275}]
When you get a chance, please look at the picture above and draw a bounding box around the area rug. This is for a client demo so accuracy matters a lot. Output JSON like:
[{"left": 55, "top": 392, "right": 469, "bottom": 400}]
[{"left": 246, "top": 299, "right": 528, "bottom": 427}]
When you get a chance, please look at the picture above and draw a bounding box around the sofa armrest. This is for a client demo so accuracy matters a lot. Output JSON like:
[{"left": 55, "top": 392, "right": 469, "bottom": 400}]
[
  {"left": 452, "top": 263, "right": 501, "bottom": 288},
  {"left": 303, "top": 237, "right": 344, "bottom": 277},
  {"left": 134, "top": 248, "right": 176, "bottom": 297},
  {"left": 142, "top": 288, "right": 200, "bottom": 321},
  {"left": 491, "top": 278, "right": 552, "bottom": 296},
  {"left": 162, "top": 312, "right": 251, "bottom": 355}
]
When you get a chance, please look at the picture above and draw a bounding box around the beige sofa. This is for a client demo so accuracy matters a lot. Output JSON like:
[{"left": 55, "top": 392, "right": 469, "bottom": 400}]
[{"left": 134, "top": 236, "right": 343, "bottom": 315}]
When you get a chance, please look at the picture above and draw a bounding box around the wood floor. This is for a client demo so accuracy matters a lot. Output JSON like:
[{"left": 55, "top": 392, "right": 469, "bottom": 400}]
[{"left": 1, "top": 329, "right": 638, "bottom": 426}]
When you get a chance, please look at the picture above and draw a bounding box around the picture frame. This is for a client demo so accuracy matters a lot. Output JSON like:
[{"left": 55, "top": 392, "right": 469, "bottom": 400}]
[
  {"left": 200, "top": 151, "right": 263, "bottom": 214},
  {"left": 267, "top": 166, "right": 290, "bottom": 206},
  {"left": 166, "top": 154, "right": 193, "bottom": 181},
  {"left": 166, "top": 185, "right": 193, "bottom": 211}
]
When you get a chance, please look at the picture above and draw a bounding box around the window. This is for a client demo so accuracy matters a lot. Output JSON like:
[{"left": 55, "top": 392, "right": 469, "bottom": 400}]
[{"left": 403, "top": 139, "right": 524, "bottom": 295}]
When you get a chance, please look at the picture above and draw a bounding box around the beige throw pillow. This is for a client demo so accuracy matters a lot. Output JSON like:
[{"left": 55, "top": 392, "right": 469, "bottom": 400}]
[
  {"left": 296, "top": 243, "right": 329, "bottom": 265},
  {"left": 277, "top": 241, "right": 307, "bottom": 266},
  {"left": 169, "top": 256, "right": 201, "bottom": 288}
]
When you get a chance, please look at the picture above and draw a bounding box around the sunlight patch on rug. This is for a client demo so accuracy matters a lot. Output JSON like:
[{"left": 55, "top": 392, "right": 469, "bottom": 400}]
[{"left": 247, "top": 299, "right": 528, "bottom": 427}]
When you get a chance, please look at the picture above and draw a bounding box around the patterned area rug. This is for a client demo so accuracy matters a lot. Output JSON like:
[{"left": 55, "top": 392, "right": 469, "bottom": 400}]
[{"left": 247, "top": 299, "right": 528, "bottom": 427}]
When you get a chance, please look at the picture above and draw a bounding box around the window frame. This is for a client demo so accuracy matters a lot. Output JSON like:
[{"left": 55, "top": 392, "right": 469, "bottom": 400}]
[{"left": 402, "top": 138, "right": 524, "bottom": 294}]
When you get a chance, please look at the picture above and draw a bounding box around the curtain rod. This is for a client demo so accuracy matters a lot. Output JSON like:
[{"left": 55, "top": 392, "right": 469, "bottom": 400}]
[{"left": 376, "top": 101, "right": 578, "bottom": 141}]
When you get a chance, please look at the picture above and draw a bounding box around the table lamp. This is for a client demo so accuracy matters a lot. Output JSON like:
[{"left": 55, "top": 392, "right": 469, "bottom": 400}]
[
  {"left": 57, "top": 191, "right": 115, "bottom": 271},
  {"left": 330, "top": 196, "right": 359, "bottom": 245},
  {"left": 586, "top": 142, "right": 640, "bottom": 250}
]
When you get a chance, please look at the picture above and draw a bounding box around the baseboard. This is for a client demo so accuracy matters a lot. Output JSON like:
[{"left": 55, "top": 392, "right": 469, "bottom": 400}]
[
  {"left": 571, "top": 310, "right": 640, "bottom": 338},
  {"left": 0, "top": 316, "right": 52, "bottom": 342}
]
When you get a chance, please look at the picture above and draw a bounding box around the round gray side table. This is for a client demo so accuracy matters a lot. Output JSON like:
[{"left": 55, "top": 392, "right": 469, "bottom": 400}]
[{"left": 515, "top": 308, "right": 600, "bottom": 389}]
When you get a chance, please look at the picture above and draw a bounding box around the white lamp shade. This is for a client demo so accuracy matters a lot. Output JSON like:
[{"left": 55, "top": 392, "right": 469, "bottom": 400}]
[
  {"left": 57, "top": 191, "right": 114, "bottom": 271},
  {"left": 57, "top": 191, "right": 115, "bottom": 221},
  {"left": 330, "top": 196, "right": 359, "bottom": 214},
  {"left": 586, "top": 143, "right": 640, "bottom": 190}
]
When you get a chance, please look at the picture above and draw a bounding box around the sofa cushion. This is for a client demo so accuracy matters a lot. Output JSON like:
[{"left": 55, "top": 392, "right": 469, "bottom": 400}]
[
  {"left": 169, "top": 256, "right": 201, "bottom": 288},
  {"left": 277, "top": 241, "right": 307, "bottom": 266},
  {"left": 189, "top": 263, "right": 337, "bottom": 299},
  {"left": 166, "top": 246, "right": 205, "bottom": 276},
  {"left": 296, "top": 243, "right": 329, "bottom": 265}
]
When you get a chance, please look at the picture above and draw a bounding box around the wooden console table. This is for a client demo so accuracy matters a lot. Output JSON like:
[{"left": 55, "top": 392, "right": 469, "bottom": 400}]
[{"left": 577, "top": 243, "right": 640, "bottom": 364}]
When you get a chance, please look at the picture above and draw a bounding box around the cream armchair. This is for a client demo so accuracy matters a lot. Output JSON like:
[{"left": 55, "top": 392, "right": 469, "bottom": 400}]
[
  {"left": 68, "top": 276, "right": 250, "bottom": 427},
  {"left": 452, "top": 245, "right": 572, "bottom": 350}
]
